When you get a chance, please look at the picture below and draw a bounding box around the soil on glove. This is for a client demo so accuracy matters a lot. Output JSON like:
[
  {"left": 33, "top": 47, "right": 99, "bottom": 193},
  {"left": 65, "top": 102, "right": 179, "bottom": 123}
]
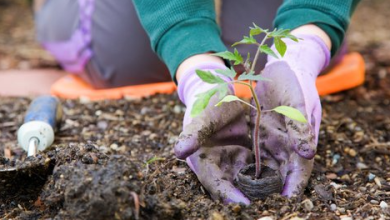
[{"left": 1, "top": 0, "right": 390, "bottom": 219}]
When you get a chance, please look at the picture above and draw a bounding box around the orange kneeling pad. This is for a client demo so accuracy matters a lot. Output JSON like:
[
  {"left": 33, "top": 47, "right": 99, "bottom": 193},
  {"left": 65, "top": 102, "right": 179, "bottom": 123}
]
[
  {"left": 51, "top": 52, "right": 365, "bottom": 100},
  {"left": 315, "top": 52, "right": 365, "bottom": 96},
  {"left": 51, "top": 75, "right": 176, "bottom": 100}
]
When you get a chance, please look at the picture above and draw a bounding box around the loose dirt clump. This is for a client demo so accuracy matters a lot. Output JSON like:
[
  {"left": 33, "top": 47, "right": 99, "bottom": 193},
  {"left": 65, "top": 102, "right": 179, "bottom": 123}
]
[{"left": 43, "top": 153, "right": 141, "bottom": 220}]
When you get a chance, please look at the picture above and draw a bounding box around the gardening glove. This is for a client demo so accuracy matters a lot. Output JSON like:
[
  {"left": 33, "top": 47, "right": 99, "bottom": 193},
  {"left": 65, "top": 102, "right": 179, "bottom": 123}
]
[
  {"left": 253, "top": 34, "right": 330, "bottom": 197},
  {"left": 176, "top": 63, "right": 252, "bottom": 205}
]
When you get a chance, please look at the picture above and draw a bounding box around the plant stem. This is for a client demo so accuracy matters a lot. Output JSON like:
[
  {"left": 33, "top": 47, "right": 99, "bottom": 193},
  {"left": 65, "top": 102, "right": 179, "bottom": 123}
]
[
  {"left": 250, "top": 33, "right": 269, "bottom": 178},
  {"left": 250, "top": 83, "right": 262, "bottom": 178},
  {"left": 250, "top": 34, "right": 269, "bottom": 74},
  {"left": 228, "top": 81, "right": 258, "bottom": 111},
  {"left": 230, "top": 80, "right": 262, "bottom": 178},
  {"left": 254, "top": 110, "right": 261, "bottom": 178}
]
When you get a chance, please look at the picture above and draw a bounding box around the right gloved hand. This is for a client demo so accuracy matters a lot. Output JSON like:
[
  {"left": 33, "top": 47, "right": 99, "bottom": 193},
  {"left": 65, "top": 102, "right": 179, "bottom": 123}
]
[
  {"left": 251, "top": 34, "right": 330, "bottom": 197},
  {"left": 175, "top": 63, "right": 252, "bottom": 205}
]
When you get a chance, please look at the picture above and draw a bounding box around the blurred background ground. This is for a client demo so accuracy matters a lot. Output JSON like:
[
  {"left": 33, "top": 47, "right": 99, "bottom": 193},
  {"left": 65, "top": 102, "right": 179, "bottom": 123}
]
[
  {"left": 0, "top": 0, "right": 56, "bottom": 71},
  {"left": 348, "top": 0, "right": 390, "bottom": 51},
  {"left": 0, "top": 0, "right": 390, "bottom": 71}
]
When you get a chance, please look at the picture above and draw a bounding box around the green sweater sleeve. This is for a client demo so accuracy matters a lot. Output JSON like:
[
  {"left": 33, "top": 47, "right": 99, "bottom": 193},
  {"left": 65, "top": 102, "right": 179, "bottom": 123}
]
[
  {"left": 274, "top": 0, "right": 361, "bottom": 56},
  {"left": 132, "top": 0, "right": 227, "bottom": 82}
]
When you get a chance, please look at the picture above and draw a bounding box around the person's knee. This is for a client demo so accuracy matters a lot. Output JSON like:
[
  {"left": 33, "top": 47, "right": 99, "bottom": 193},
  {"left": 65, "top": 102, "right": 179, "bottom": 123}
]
[
  {"left": 84, "top": 54, "right": 171, "bottom": 89},
  {"left": 35, "top": 0, "right": 79, "bottom": 42},
  {"left": 82, "top": 0, "right": 171, "bottom": 88}
]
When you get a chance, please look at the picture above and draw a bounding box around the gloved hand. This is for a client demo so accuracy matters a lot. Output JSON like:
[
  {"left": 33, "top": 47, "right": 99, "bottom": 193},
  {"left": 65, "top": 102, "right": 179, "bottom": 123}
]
[
  {"left": 176, "top": 63, "right": 252, "bottom": 205},
  {"left": 253, "top": 34, "right": 330, "bottom": 196}
]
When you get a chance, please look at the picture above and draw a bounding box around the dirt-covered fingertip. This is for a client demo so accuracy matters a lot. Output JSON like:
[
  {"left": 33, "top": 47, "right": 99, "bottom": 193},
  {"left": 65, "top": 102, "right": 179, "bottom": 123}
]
[
  {"left": 281, "top": 174, "right": 304, "bottom": 198},
  {"left": 294, "top": 143, "right": 316, "bottom": 159},
  {"left": 174, "top": 137, "right": 199, "bottom": 159},
  {"left": 222, "top": 188, "right": 250, "bottom": 206}
]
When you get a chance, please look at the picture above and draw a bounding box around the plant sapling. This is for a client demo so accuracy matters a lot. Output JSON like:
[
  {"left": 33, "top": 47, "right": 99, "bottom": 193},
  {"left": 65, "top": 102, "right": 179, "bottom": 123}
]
[{"left": 191, "top": 23, "right": 308, "bottom": 199}]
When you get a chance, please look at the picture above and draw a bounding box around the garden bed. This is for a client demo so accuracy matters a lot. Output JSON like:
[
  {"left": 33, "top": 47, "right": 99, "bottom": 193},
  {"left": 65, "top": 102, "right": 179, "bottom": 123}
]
[
  {"left": 0, "top": 46, "right": 389, "bottom": 219},
  {"left": 0, "top": 0, "right": 390, "bottom": 219}
]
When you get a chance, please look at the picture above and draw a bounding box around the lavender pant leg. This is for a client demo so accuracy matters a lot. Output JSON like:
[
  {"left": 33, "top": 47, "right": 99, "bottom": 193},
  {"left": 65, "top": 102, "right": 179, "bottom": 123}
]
[
  {"left": 35, "top": 0, "right": 79, "bottom": 42},
  {"left": 35, "top": 0, "right": 171, "bottom": 89},
  {"left": 86, "top": 0, "right": 171, "bottom": 88},
  {"left": 36, "top": 0, "right": 282, "bottom": 88},
  {"left": 35, "top": 0, "right": 93, "bottom": 76}
]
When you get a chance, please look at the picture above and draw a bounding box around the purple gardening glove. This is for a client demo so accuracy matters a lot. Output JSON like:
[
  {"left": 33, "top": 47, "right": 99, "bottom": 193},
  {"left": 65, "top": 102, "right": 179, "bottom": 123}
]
[
  {"left": 176, "top": 63, "right": 252, "bottom": 205},
  {"left": 253, "top": 34, "right": 330, "bottom": 196}
]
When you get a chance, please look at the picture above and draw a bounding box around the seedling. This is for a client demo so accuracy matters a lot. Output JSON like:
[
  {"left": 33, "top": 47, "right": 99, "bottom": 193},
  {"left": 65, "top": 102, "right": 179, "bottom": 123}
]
[
  {"left": 191, "top": 23, "right": 307, "bottom": 179},
  {"left": 144, "top": 155, "right": 165, "bottom": 173},
  {"left": 144, "top": 155, "right": 165, "bottom": 166}
]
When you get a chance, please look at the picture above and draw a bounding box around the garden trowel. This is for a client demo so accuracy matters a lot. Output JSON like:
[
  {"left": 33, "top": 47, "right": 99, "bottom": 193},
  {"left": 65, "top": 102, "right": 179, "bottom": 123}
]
[{"left": 0, "top": 96, "right": 62, "bottom": 189}]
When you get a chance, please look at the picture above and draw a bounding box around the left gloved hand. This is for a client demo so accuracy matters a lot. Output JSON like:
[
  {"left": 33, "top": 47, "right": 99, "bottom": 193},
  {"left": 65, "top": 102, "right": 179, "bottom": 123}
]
[
  {"left": 252, "top": 34, "right": 330, "bottom": 196},
  {"left": 175, "top": 63, "right": 252, "bottom": 205}
]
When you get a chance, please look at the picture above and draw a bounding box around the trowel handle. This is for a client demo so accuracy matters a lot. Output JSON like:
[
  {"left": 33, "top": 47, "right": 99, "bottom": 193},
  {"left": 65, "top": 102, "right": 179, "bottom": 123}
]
[
  {"left": 24, "top": 96, "right": 62, "bottom": 129},
  {"left": 18, "top": 96, "right": 62, "bottom": 153}
]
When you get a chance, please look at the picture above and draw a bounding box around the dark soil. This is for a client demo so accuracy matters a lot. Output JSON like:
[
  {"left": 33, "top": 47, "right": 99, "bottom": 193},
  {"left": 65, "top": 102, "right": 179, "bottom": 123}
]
[{"left": 1, "top": 0, "right": 390, "bottom": 219}]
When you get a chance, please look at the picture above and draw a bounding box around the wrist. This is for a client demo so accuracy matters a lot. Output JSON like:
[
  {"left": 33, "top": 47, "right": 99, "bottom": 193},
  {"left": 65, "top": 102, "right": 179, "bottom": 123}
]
[
  {"left": 176, "top": 53, "right": 225, "bottom": 82},
  {"left": 291, "top": 24, "right": 332, "bottom": 51},
  {"left": 267, "top": 34, "right": 330, "bottom": 79},
  {"left": 177, "top": 62, "right": 232, "bottom": 106}
]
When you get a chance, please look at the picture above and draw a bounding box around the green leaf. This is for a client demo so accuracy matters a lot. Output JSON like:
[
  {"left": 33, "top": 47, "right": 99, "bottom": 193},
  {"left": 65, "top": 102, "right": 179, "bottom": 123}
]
[
  {"left": 250, "top": 28, "right": 262, "bottom": 36},
  {"left": 251, "top": 23, "right": 268, "bottom": 34},
  {"left": 232, "top": 48, "right": 244, "bottom": 65},
  {"left": 244, "top": 52, "right": 251, "bottom": 70},
  {"left": 274, "top": 37, "right": 287, "bottom": 57},
  {"left": 215, "top": 95, "right": 241, "bottom": 107},
  {"left": 272, "top": 106, "right": 307, "bottom": 123},
  {"left": 217, "top": 84, "right": 229, "bottom": 99},
  {"left": 212, "top": 51, "right": 236, "bottom": 62},
  {"left": 213, "top": 49, "right": 243, "bottom": 65},
  {"left": 245, "top": 52, "right": 251, "bottom": 64},
  {"left": 191, "top": 88, "right": 217, "bottom": 117},
  {"left": 268, "top": 28, "right": 299, "bottom": 42},
  {"left": 196, "top": 70, "right": 225, "bottom": 84},
  {"left": 232, "top": 36, "right": 257, "bottom": 47},
  {"left": 215, "top": 67, "right": 237, "bottom": 78},
  {"left": 237, "top": 71, "right": 253, "bottom": 80},
  {"left": 269, "top": 28, "right": 291, "bottom": 38},
  {"left": 259, "top": 45, "right": 278, "bottom": 59},
  {"left": 250, "top": 23, "right": 263, "bottom": 36},
  {"left": 238, "top": 72, "right": 272, "bottom": 81},
  {"left": 286, "top": 34, "right": 299, "bottom": 42}
]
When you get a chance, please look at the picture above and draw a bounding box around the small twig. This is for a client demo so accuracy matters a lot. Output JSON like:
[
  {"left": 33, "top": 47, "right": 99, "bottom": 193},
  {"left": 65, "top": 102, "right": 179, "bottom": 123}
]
[
  {"left": 2, "top": 212, "right": 13, "bottom": 219},
  {"left": 130, "top": 191, "right": 140, "bottom": 220},
  {"left": 175, "top": 158, "right": 186, "bottom": 163},
  {"left": 361, "top": 142, "right": 390, "bottom": 154},
  {"left": 4, "top": 147, "right": 11, "bottom": 159},
  {"left": 0, "top": 122, "right": 16, "bottom": 128},
  {"left": 280, "top": 212, "right": 299, "bottom": 220}
]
